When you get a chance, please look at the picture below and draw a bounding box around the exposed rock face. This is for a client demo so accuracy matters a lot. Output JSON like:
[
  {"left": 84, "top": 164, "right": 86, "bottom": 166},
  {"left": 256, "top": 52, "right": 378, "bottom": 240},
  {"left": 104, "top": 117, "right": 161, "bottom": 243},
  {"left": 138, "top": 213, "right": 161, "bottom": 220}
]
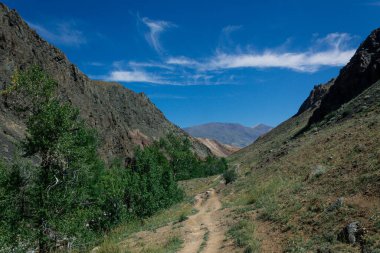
[
  {"left": 0, "top": 3, "right": 210, "bottom": 162},
  {"left": 309, "top": 28, "right": 380, "bottom": 125},
  {"left": 195, "top": 138, "right": 240, "bottom": 157},
  {"left": 184, "top": 123, "right": 272, "bottom": 148},
  {"left": 295, "top": 79, "right": 334, "bottom": 116}
]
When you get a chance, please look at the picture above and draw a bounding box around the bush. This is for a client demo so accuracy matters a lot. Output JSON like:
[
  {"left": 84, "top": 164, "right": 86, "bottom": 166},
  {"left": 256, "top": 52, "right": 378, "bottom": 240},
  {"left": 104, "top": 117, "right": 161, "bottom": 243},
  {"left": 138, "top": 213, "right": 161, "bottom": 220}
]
[
  {"left": 223, "top": 169, "right": 238, "bottom": 184},
  {"left": 178, "top": 213, "right": 188, "bottom": 222},
  {"left": 155, "top": 134, "right": 228, "bottom": 181}
]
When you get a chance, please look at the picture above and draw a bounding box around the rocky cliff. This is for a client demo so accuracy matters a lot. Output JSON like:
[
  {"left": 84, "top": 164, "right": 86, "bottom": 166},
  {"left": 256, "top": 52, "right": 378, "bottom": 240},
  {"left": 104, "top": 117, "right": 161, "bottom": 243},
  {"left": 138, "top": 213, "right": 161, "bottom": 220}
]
[
  {"left": 309, "top": 28, "right": 380, "bottom": 125},
  {"left": 0, "top": 3, "right": 210, "bottom": 162},
  {"left": 295, "top": 79, "right": 334, "bottom": 116}
]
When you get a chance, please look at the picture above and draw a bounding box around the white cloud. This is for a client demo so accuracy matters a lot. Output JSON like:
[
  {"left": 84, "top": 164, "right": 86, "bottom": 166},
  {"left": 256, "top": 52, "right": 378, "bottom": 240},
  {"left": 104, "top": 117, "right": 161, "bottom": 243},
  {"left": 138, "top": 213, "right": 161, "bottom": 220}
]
[
  {"left": 205, "top": 49, "right": 355, "bottom": 72},
  {"left": 28, "top": 21, "right": 86, "bottom": 47},
  {"left": 96, "top": 32, "right": 357, "bottom": 85},
  {"left": 106, "top": 70, "right": 164, "bottom": 83},
  {"left": 166, "top": 33, "right": 356, "bottom": 72},
  {"left": 166, "top": 56, "right": 200, "bottom": 67},
  {"left": 100, "top": 68, "right": 232, "bottom": 86},
  {"left": 141, "top": 17, "right": 175, "bottom": 54},
  {"left": 128, "top": 61, "right": 174, "bottom": 70}
]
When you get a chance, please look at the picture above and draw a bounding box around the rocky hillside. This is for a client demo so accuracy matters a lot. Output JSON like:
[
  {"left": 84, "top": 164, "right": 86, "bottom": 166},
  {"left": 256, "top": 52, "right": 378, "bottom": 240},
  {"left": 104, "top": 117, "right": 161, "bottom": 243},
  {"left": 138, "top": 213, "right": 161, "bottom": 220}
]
[
  {"left": 184, "top": 122, "right": 272, "bottom": 147},
  {"left": 294, "top": 78, "right": 334, "bottom": 116},
  {"left": 0, "top": 3, "right": 210, "bottom": 163},
  {"left": 225, "top": 28, "right": 380, "bottom": 252},
  {"left": 195, "top": 137, "right": 240, "bottom": 157},
  {"left": 309, "top": 28, "right": 380, "bottom": 125}
]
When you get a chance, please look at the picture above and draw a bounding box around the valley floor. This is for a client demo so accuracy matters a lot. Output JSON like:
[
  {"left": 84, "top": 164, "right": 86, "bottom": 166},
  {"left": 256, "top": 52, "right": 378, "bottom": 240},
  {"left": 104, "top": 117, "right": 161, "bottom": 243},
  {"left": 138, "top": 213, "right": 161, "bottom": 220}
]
[{"left": 93, "top": 176, "right": 239, "bottom": 253}]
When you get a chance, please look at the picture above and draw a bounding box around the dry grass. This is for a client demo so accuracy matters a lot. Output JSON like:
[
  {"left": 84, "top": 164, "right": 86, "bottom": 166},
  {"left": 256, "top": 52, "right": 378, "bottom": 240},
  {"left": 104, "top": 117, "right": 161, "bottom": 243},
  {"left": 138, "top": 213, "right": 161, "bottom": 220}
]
[{"left": 222, "top": 82, "right": 380, "bottom": 252}]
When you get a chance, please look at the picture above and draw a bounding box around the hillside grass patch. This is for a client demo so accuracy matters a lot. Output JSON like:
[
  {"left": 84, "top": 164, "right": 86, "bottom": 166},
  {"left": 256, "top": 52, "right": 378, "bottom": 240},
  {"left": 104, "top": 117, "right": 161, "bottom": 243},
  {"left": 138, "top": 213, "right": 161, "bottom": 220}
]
[{"left": 227, "top": 219, "right": 260, "bottom": 253}]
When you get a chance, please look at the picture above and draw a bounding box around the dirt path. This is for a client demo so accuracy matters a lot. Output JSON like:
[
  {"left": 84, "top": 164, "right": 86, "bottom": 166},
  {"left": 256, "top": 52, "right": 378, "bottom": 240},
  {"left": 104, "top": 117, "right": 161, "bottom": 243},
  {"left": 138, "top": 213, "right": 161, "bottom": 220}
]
[{"left": 178, "top": 188, "right": 224, "bottom": 253}]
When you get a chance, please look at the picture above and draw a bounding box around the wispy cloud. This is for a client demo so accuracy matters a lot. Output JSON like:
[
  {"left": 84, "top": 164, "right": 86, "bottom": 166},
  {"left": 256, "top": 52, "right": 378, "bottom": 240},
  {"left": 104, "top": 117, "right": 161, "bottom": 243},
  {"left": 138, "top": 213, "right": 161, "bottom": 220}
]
[
  {"left": 105, "top": 70, "right": 164, "bottom": 84},
  {"left": 140, "top": 17, "right": 176, "bottom": 54},
  {"left": 203, "top": 50, "right": 354, "bottom": 72},
  {"left": 167, "top": 33, "right": 356, "bottom": 72},
  {"left": 128, "top": 61, "right": 174, "bottom": 70},
  {"left": 96, "top": 32, "right": 357, "bottom": 85},
  {"left": 100, "top": 69, "right": 232, "bottom": 86},
  {"left": 365, "top": 1, "right": 380, "bottom": 6},
  {"left": 221, "top": 25, "right": 242, "bottom": 35},
  {"left": 166, "top": 56, "right": 200, "bottom": 68},
  {"left": 86, "top": 62, "right": 104, "bottom": 67},
  {"left": 28, "top": 21, "right": 86, "bottom": 47},
  {"left": 218, "top": 25, "right": 243, "bottom": 51}
]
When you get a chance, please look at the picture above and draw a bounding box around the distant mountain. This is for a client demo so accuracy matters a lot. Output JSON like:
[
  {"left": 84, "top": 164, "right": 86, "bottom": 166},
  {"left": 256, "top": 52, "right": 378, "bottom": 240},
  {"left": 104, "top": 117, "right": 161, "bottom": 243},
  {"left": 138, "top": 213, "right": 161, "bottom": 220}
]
[
  {"left": 184, "top": 123, "right": 272, "bottom": 147},
  {"left": 195, "top": 138, "right": 240, "bottom": 157},
  {"left": 251, "top": 124, "right": 273, "bottom": 135}
]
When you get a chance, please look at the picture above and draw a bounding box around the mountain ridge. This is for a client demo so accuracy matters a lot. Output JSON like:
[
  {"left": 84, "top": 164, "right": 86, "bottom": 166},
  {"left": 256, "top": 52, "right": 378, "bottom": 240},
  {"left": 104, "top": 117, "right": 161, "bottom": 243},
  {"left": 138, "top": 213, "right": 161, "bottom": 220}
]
[
  {"left": 0, "top": 3, "right": 211, "bottom": 163},
  {"left": 184, "top": 122, "right": 272, "bottom": 148}
]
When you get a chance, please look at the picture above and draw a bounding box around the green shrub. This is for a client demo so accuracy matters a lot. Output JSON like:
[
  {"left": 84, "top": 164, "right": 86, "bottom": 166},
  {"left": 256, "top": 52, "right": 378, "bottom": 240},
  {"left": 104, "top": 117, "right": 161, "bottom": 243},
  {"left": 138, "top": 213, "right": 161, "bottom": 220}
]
[
  {"left": 178, "top": 213, "right": 188, "bottom": 222},
  {"left": 223, "top": 169, "right": 238, "bottom": 184}
]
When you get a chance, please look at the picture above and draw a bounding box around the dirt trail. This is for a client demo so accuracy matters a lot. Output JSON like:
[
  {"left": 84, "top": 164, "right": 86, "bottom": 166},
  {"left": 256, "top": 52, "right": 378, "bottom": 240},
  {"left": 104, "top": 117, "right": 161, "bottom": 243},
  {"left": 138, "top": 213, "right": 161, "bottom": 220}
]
[{"left": 178, "top": 188, "right": 224, "bottom": 253}]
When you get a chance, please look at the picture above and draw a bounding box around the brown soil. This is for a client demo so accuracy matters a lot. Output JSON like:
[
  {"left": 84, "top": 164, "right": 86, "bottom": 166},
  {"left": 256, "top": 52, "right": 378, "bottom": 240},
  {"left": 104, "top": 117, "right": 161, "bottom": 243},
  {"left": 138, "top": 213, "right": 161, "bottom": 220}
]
[{"left": 179, "top": 188, "right": 224, "bottom": 253}]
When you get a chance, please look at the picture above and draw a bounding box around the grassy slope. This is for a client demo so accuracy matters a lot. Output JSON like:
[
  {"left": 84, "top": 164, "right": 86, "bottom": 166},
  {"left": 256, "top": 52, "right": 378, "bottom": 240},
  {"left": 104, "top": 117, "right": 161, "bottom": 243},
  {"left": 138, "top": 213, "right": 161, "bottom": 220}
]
[{"left": 223, "top": 81, "right": 380, "bottom": 252}]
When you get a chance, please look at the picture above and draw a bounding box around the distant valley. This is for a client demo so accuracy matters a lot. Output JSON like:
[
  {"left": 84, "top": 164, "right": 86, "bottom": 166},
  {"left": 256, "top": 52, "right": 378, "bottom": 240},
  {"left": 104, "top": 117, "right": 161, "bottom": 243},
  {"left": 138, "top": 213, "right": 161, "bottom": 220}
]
[{"left": 184, "top": 122, "right": 272, "bottom": 147}]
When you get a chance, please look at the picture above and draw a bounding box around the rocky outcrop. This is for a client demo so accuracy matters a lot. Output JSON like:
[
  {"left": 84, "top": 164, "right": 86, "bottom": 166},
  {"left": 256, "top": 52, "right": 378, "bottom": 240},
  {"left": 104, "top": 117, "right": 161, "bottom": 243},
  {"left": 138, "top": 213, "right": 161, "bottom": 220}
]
[
  {"left": 0, "top": 3, "right": 210, "bottom": 162},
  {"left": 196, "top": 138, "right": 240, "bottom": 157},
  {"left": 309, "top": 28, "right": 380, "bottom": 125},
  {"left": 337, "top": 222, "right": 366, "bottom": 245},
  {"left": 295, "top": 79, "right": 334, "bottom": 116}
]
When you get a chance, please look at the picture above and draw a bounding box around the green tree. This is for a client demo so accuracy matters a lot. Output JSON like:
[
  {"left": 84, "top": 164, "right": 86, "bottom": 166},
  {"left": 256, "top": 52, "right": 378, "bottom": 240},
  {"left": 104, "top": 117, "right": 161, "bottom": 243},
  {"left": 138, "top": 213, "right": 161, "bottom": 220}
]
[
  {"left": 1, "top": 66, "right": 105, "bottom": 252},
  {"left": 156, "top": 134, "right": 229, "bottom": 181},
  {"left": 128, "top": 146, "right": 183, "bottom": 217}
]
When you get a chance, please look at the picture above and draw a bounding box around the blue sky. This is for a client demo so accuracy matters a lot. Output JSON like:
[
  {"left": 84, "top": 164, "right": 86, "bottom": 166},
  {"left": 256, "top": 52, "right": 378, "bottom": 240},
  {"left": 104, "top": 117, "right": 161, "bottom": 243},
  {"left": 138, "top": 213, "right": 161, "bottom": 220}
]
[{"left": 4, "top": 0, "right": 380, "bottom": 127}]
